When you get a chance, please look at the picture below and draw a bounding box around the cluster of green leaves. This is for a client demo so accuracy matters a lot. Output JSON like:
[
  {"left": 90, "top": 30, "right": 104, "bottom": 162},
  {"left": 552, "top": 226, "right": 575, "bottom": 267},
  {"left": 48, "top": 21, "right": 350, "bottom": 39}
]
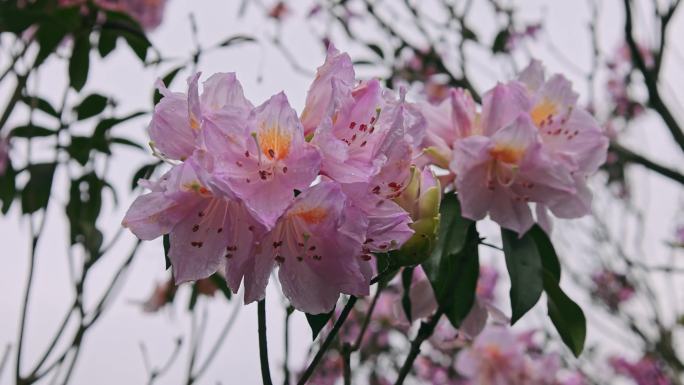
[{"left": 0, "top": 0, "right": 152, "bottom": 91}]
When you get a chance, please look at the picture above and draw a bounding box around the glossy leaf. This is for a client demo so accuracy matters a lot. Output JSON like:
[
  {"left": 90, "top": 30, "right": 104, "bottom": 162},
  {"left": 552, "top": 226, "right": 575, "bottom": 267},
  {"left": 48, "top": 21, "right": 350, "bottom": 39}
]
[
  {"left": 401, "top": 267, "right": 414, "bottom": 323},
  {"left": 501, "top": 228, "right": 544, "bottom": 324},
  {"left": 544, "top": 271, "right": 586, "bottom": 357},
  {"left": 422, "top": 193, "right": 480, "bottom": 328}
]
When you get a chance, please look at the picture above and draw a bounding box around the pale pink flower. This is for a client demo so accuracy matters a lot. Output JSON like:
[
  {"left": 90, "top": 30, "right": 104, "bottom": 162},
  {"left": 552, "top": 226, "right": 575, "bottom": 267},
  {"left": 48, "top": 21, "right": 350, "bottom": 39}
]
[
  {"left": 591, "top": 269, "right": 635, "bottom": 311},
  {"left": 207, "top": 92, "right": 321, "bottom": 228},
  {"left": 455, "top": 326, "right": 527, "bottom": 384},
  {"left": 609, "top": 356, "right": 672, "bottom": 385},
  {"left": 242, "top": 181, "right": 371, "bottom": 313},
  {"left": 420, "top": 88, "right": 477, "bottom": 169},
  {"left": 122, "top": 157, "right": 267, "bottom": 285},
  {"left": 150, "top": 72, "right": 253, "bottom": 161},
  {"left": 451, "top": 113, "right": 577, "bottom": 234}
]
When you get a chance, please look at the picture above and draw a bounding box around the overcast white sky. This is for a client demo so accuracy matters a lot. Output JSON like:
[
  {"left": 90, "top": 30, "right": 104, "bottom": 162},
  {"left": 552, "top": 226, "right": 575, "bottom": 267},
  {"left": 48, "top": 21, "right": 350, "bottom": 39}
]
[{"left": 1, "top": 0, "right": 683, "bottom": 384}]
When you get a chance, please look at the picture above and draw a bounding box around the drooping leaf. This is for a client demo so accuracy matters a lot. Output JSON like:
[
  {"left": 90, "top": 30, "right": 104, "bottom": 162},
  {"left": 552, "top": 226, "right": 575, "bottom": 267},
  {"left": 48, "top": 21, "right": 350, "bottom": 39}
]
[
  {"left": 75, "top": 94, "right": 108, "bottom": 120},
  {"left": 102, "top": 10, "right": 150, "bottom": 62},
  {"left": 422, "top": 193, "right": 480, "bottom": 328},
  {"left": 21, "top": 162, "right": 57, "bottom": 214},
  {"left": 66, "top": 172, "right": 105, "bottom": 260},
  {"left": 501, "top": 228, "right": 544, "bottom": 324},
  {"left": 33, "top": 7, "right": 81, "bottom": 66},
  {"left": 305, "top": 308, "right": 335, "bottom": 340},
  {"left": 11, "top": 124, "right": 56, "bottom": 138},
  {"left": 163, "top": 234, "right": 171, "bottom": 270},
  {"left": 529, "top": 225, "right": 561, "bottom": 281},
  {"left": 544, "top": 271, "right": 586, "bottom": 357},
  {"left": 97, "top": 29, "right": 118, "bottom": 58},
  {"left": 401, "top": 266, "right": 414, "bottom": 323},
  {"left": 0, "top": 160, "right": 16, "bottom": 214},
  {"left": 209, "top": 273, "right": 232, "bottom": 301},
  {"left": 69, "top": 32, "right": 91, "bottom": 91}
]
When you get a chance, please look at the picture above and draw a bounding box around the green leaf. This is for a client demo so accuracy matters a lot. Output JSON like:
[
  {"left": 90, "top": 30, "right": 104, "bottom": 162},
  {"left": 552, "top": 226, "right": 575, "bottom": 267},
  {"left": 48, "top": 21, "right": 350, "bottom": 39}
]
[
  {"left": 501, "top": 228, "right": 544, "bottom": 324},
  {"left": 110, "top": 137, "right": 144, "bottom": 150},
  {"left": 421, "top": 193, "right": 480, "bottom": 328},
  {"left": 492, "top": 29, "right": 510, "bottom": 53},
  {"left": 21, "top": 162, "right": 57, "bottom": 214},
  {"left": 32, "top": 6, "right": 81, "bottom": 67},
  {"left": 11, "top": 124, "right": 56, "bottom": 138},
  {"left": 163, "top": 234, "right": 171, "bottom": 269},
  {"left": 367, "top": 43, "right": 384, "bottom": 59},
  {"left": 75, "top": 94, "right": 108, "bottom": 120},
  {"left": 102, "top": 10, "right": 150, "bottom": 62},
  {"left": 209, "top": 273, "right": 232, "bottom": 301},
  {"left": 98, "top": 29, "right": 118, "bottom": 58},
  {"left": 305, "top": 309, "right": 335, "bottom": 340},
  {"left": 65, "top": 172, "right": 105, "bottom": 260},
  {"left": 67, "top": 136, "right": 94, "bottom": 166},
  {"left": 20, "top": 96, "right": 59, "bottom": 118},
  {"left": 218, "top": 35, "right": 257, "bottom": 47},
  {"left": 131, "top": 162, "right": 160, "bottom": 190},
  {"left": 0, "top": 160, "right": 16, "bottom": 214},
  {"left": 153, "top": 66, "right": 184, "bottom": 104},
  {"left": 529, "top": 225, "right": 561, "bottom": 281},
  {"left": 544, "top": 271, "right": 586, "bottom": 357},
  {"left": 401, "top": 267, "right": 414, "bottom": 323},
  {"left": 69, "top": 32, "right": 91, "bottom": 91}
]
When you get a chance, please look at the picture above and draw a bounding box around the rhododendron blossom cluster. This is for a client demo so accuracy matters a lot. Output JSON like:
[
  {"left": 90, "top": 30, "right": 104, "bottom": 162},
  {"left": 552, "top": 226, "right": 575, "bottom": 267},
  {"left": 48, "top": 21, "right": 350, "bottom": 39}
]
[
  {"left": 123, "top": 45, "right": 608, "bottom": 313},
  {"left": 421, "top": 61, "right": 609, "bottom": 234}
]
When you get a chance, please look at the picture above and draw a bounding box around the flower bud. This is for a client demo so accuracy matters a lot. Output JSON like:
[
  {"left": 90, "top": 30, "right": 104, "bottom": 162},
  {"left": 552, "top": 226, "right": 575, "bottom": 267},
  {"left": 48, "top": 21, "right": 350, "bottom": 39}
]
[{"left": 391, "top": 167, "right": 441, "bottom": 265}]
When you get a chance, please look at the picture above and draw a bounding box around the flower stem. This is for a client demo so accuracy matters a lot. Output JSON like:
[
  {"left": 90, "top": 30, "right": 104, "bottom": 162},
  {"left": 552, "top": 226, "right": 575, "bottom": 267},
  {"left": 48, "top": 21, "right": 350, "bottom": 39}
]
[
  {"left": 297, "top": 296, "right": 358, "bottom": 385},
  {"left": 258, "top": 299, "right": 273, "bottom": 385}
]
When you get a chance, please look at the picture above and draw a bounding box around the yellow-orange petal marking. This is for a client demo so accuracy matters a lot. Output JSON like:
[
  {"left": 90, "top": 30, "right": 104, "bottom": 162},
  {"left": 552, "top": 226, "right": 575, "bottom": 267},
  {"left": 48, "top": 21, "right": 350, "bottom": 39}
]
[{"left": 259, "top": 124, "right": 292, "bottom": 160}]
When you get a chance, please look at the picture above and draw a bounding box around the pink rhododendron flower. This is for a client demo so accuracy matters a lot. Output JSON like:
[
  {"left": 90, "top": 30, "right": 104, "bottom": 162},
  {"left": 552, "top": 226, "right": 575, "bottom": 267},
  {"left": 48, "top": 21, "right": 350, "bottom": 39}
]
[
  {"left": 420, "top": 88, "right": 477, "bottom": 169},
  {"left": 150, "top": 72, "right": 253, "bottom": 161},
  {"left": 456, "top": 326, "right": 527, "bottom": 384},
  {"left": 609, "top": 356, "right": 672, "bottom": 385},
  {"left": 591, "top": 269, "right": 635, "bottom": 311},
  {"left": 122, "top": 158, "right": 267, "bottom": 285},
  {"left": 243, "top": 182, "right": 371, "bottom": 313},
  {"left": 446, "top": 61, "right": 608, "bottom": 234},
  {"left": 208, "top": 92, "right": 321, "bottom": 227}
]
